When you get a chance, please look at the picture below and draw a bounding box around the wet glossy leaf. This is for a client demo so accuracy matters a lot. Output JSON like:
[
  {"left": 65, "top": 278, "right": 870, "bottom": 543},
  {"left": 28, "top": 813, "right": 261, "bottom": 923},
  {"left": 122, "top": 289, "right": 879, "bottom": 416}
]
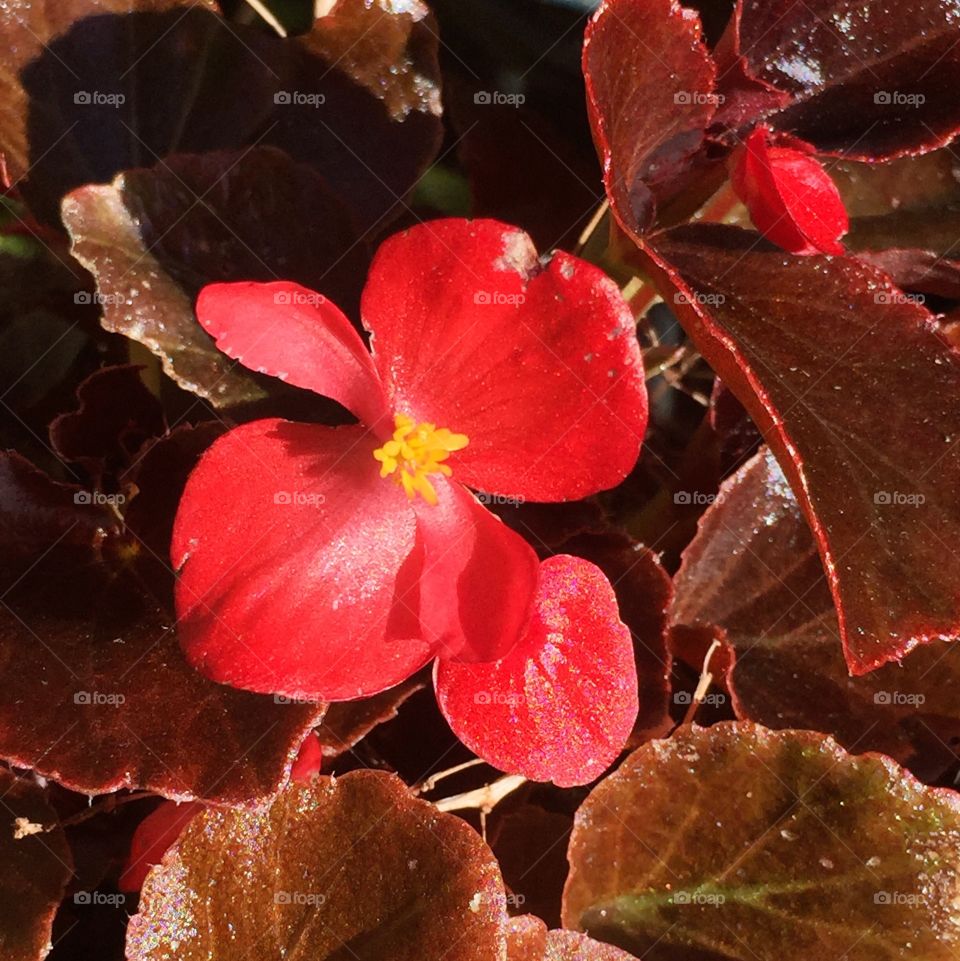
[
  {"left": 63, "top": 147, "right": 369, "bottom": 407},
  {"left": 645, "top": 223, "right": 960, "bottom": 674},
  {"left": 564, "top": 721, "right": 960, "bottom": 960},
  {"left": 672, "top": 447, "right": 960, "bottom": 780},
  {"left": 0, "top": 769, "right": 73, "bottom": 961},
  {"left": 1, "top": 0, "right": 441, "bottom": 230},
  {"left": 583, "top": 0, "right": 716, "bottom": 233},
  {"left": 723, "top": 0, "right": 960, "bottom": 159},
  {"left": 127, "top": 771, "right": 507, "bottom": 961}
]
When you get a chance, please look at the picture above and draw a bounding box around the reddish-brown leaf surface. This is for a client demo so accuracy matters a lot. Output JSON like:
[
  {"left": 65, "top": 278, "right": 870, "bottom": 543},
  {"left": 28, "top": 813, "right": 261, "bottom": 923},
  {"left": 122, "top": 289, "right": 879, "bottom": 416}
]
[
  {"left": 0, "top": 0, "right": 441, "bottom": 230},
  {"left": 62, "top": 147, "right": 369, "bottom": 408},
  {"left": 507, "top": 916, "right": 637, "bottom": 961},
  {"left": 127, "top": 771, "right": 508, "bottom": 961},
  {"left": 645, "top": 223, "right": 960, "bottom": 674},
  {"left": 720, "top": 0, "right": 960, "bottom": 159},
  {"left": 0, "top": 448, "right": 324, "bottom": 804},
  {"left": 564, "top": 722, "right": 960, "bottom": 960},
  {"left": 583, "top": 0, "right": 717, "bottom": 234},
  {"left": 314, "top": 674, "right": 427, "bottom": 759},
  {"left": 672, "top": 447, "right": 960, "bottom": 780},
  {"left": 0, "top": 769, "right": 73, "bottom": 961}
]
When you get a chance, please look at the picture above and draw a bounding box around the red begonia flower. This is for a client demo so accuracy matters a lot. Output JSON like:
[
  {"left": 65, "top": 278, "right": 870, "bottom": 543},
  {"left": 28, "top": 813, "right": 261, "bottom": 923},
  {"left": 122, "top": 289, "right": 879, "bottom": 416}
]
[
  {"left": 730, "top": 125, "right": 848, "bottom": 256},
  {"left": 435, "top": 555, "right": 639, "bottom": 787},
  {"left": 172, "top": 218, "right": 647, "bottom": 783}
]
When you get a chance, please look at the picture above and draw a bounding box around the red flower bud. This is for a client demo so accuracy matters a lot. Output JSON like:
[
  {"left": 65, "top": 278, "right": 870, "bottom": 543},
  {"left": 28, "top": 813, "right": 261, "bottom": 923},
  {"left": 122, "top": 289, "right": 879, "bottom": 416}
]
[{"left": 731, "top": 126, "right": 848, "bottom": 255}]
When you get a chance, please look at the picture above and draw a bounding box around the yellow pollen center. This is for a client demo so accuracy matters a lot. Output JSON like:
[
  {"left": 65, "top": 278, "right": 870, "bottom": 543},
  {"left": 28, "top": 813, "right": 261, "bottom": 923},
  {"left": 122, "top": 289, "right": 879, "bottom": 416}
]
[{"left": 373, "top": 413, "right": 469, "bottom": 505}]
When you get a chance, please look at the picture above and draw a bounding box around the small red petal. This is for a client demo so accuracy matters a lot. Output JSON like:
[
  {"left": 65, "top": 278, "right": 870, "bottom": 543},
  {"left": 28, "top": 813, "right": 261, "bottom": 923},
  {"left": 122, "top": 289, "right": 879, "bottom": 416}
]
[
  {"left": 731, "top": 126, "right": 848, "bottom": 256},
  {"left": 119, "top": 800, "right": 204, "bottom": 893},
  {"left": 172, "top": 420, "right": 433, "bottom": 701},
  {"left": 290, "top": 731, "right": 323, "bottom": 782},
  {"left": 361, "top": 219, "right": 647, "bottom": 501},
  {"left": 434, "top": 555, "right": 638, "bottom": 787},
  {"left": 415, "top": 479, "right": 539, "bottom": 663},
  {"left": 196, "top": 281, "right": 388, "bottom": 426}
]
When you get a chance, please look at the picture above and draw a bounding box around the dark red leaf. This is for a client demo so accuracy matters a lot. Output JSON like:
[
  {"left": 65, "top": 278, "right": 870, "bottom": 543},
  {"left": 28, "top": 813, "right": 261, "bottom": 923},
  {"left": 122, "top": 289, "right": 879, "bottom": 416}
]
[
  {"left": 722, "top": 0, "right": 960, "bottom": 160},
  {"left": 583, "top": 0, "right": 717, "bottom": 234},
  {"left": 314, "top": 675, "right": 426, "bottom": 759},
  {"left": 644, "top": 223, "right": 960, "bottom": 674},
  {"left": 0, "top": 451, "right": 323, "bottom": 803},
  {"left": 672, "top": 447, "right": 960, "bottom": 780},
  {"left": 48, "top": 365, "right": 163, "bottom": 487},
  {"left": 3, "top": 0, "right": 441, "bottom": 230},
  {"left": 0, "top": 770, "right": 73, "bottom": 961}
]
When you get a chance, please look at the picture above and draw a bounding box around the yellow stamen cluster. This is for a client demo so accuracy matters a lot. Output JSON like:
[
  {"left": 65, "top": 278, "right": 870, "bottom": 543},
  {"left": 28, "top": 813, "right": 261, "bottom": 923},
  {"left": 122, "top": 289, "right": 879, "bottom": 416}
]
[{"left": 373, "top": 413, "right": 469, "bottom": 505}]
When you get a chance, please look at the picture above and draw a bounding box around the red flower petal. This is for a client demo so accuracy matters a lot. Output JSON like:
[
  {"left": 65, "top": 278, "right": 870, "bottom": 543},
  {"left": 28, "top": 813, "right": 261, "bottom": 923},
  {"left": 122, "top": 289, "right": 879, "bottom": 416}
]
[
  {"left": 362, "top": 219, "right": 647, "bottom": 501},
  {"left": 290, "top": 731, "right": 323, "bottom": 782},
  {"left": 196, "top": 281, "right": 387, "bottom": 426},
  {"left": 434, "top": 555, "right": 638, "bottom": 787},
  {"left": 172, "top": 419, "right": 433, "bottom": 701},
  {"left": 415, "top": 478, "right": 539, "bottom": 663},
  {"left": 119, "top": 800, "right": 204, "bottom": 893},
  {"left": 731, "top": 126, "right": 848, "bottom": 255}
]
